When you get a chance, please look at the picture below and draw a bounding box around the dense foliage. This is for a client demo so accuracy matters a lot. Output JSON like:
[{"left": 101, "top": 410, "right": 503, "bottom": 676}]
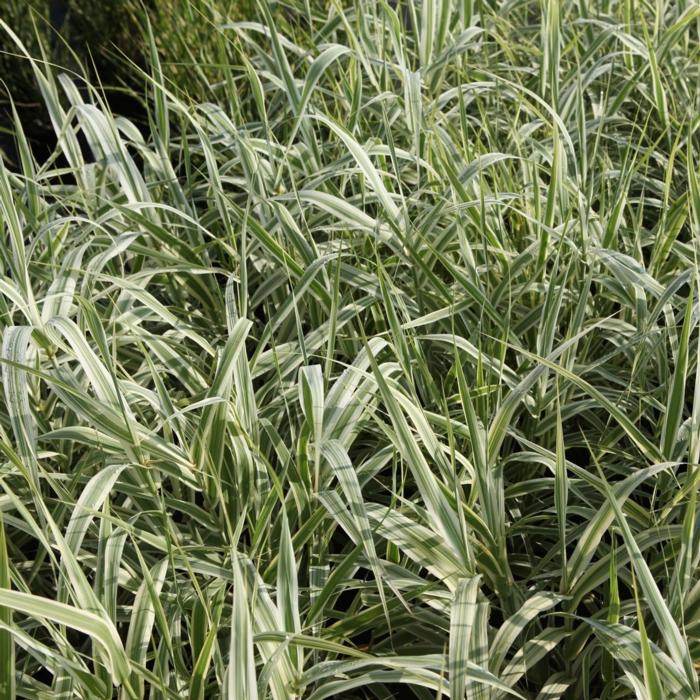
[{"left": 0, "top": 1, "right": 699, "bottom": 698}]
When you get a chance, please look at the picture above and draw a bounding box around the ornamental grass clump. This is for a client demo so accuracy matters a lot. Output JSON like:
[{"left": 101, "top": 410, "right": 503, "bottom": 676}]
[{"left": 0, "top": 1, "right": 699, "bottom": 698}]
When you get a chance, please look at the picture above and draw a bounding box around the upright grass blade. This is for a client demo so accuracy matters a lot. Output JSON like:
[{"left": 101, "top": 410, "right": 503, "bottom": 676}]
[
  {"left": 226, "top": 555, "right": 258, "bottom": 700},
  {"left": 0, "top": 515, "right": 14, "bottom": 700},
  {"left": 660, "top": 285, "right": 694, "bottom": 459},
  {"left": 449, "top": 576, "right": 490, "bottom": 700}
]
